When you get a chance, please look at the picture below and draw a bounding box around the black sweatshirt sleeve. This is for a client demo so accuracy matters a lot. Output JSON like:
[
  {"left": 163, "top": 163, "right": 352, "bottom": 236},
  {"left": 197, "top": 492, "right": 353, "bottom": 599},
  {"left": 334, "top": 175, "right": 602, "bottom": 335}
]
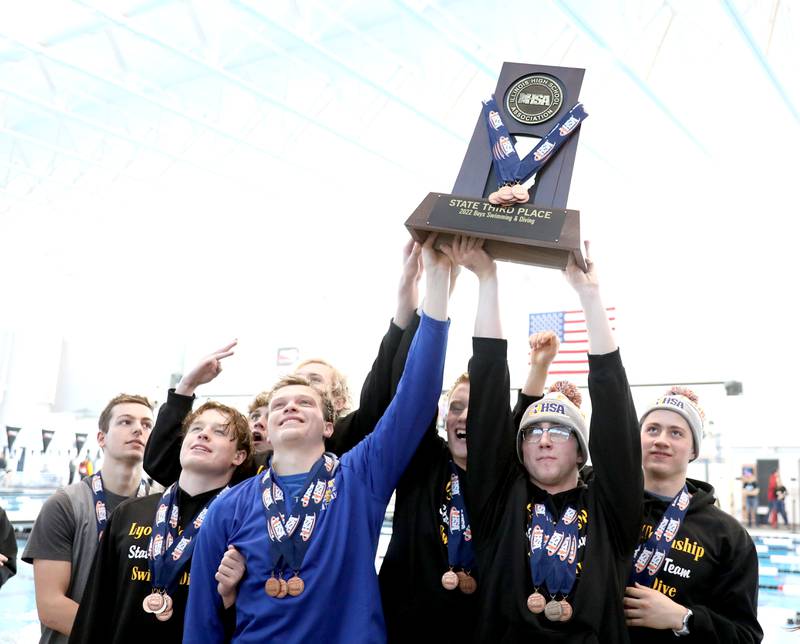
[
  {"left": 143, "top": 389, "right": 195, "bottom": 487},
  {"left": 586, "top": 349, "right": 643, "bottom": 555},
  {"left": 687, "top": 528, "right": 763, "bottom": 643},
  {"left": 69, "top": 508, "right": 120, "bottom": 643},
  {"left": 512, "top": 392, "right": 540, "bottom": 435},
  {"left": 463, "top": 338, "right": 519, "bottom": 544},
  {"left": 0, "top": 507, "right": 16, "bottom": 586},
  {"left": 390, "top": 313, "right": 421, "bottom": 394},
  {"left": 326, "top": 319, "right": 405, "bottom": 456}
]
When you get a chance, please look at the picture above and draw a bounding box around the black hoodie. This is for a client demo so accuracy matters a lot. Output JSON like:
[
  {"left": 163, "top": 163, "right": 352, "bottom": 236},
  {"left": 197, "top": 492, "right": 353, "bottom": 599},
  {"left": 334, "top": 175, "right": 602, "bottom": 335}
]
[
  {"left": 464, "top": 342, "right": 642, "bottom": 644},
  {"left": 629, "top": 479, "right": 762, "bottom": 643}
]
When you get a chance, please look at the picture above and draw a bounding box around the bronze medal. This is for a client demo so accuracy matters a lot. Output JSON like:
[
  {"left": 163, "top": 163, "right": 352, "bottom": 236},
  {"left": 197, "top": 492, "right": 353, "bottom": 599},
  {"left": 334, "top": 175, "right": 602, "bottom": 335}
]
[
  {"left": 155, "top": 595, "right": 173, "bottom": 622},
  {"left": 441, "top": 570, "right": 459, "bottom": 591},
  {"left": 488, "top": 191, "right": 502, "bottom": 205},
  {"left": 498, "top": 185, "right": 514, "bottom": 202},
  {"left": 559, "top": 599, "right": 573, "bottom": 622},
  {"left": 142, "top": 592, "right": 165, "bottom": 614},
  {"left": 264, "top": 577, "right": 281, "bottom": 598},
  {"left": 277, "top": 578, "right": 288, "bottom": 599},
  {"left": 287, "top": 574, "right": 305, "bottom": 597},
  {"left": 511, "top": 183, "right": 529, "bottom": 202},
  {"left": 544, "top": 599, "right": 563, "bottom": 621},
  {"left": 526, "top": 592, "right": 546, "bottom": 614},
  {"left": 457, "top": 572, "right": 477, "bottom": 595}
]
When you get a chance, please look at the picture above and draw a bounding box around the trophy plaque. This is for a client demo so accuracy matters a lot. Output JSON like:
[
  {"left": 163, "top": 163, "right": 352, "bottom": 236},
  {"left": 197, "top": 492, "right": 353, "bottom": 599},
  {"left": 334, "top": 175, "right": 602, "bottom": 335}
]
[{"left": 405, "top": 62, "right": 587, "bottom": 270}]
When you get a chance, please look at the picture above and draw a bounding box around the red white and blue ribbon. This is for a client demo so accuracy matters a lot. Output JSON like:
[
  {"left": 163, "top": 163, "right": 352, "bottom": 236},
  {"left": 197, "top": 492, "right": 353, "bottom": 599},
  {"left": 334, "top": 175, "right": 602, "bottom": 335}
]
[
  {"left": 630, "top": 484, "right": 690, "bottom": 586},
  {"left": 482, "top": 96, "right": 588, "bottom": 189},
  {"left": 260, "top": 453, "right": 338, "bottom": 575},
  {"left": 90, "top": 472, "right": 147, "bottom": 541},
  {"left": 528, "top": 502, "right": 580, "bottom": 598},
  {"left": 442, "top": 461, "right": 475, "bottom": 571},
  {"left": 148, "top": 482, "right": 227, "bottom": 595}
]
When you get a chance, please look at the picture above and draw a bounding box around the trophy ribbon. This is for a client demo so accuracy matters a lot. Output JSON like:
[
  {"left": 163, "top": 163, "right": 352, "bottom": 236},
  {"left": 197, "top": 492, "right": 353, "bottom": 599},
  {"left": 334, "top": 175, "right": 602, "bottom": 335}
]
[
  {"left": 629, "top": 484, "right": 690, "bottom": 586},
  {"left": 483, "top": 97, "right": 588, "bottom": 203}
]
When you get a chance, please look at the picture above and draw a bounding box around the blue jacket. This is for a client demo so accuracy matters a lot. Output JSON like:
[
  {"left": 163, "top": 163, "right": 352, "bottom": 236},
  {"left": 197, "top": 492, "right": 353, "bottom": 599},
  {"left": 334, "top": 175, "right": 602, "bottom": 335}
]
[{"left": 183, "top": 314, "right": 449, "bottom": 643}]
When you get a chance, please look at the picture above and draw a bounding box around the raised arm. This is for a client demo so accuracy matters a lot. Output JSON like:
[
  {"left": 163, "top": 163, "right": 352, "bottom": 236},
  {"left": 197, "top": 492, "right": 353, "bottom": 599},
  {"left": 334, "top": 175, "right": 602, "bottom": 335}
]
[
  {"left": 564, "top": 242, "right": 615, "bottom": 355},
  {"left": 143, "top": 342, "right": 236, "bottom": 485},
  {"left": 439, "top": 237, "right": 514, "bottom": 538},
  {"left": 347, "top": 234, "right": 451, "bottom": 503},
  {"left": 441, "top": 235, "right": 501, "bottom": 339},
  {"left": 565, "top": 243, "right": 641, "bottom": 551},
  {"left": 512, "top": 331, "right": 559, "bottom": 430}
]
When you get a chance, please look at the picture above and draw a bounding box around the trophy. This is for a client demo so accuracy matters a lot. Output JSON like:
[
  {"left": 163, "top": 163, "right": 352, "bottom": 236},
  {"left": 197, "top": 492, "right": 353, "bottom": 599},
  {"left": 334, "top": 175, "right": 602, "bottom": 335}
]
[{"left": 405, "top": 62, "right": 587, "bottom": 270}]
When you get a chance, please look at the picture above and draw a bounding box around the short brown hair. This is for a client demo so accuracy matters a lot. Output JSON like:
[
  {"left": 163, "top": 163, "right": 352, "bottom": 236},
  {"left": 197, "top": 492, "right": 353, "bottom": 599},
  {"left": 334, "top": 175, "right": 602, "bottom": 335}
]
[
  {"left": 98, "top": 394, "right": 154, "bottom": 434},
  {"left": 267, "top": 375, "right": 335, "bottom": 424},
  {"left": 296, "top": 359, "right": 351, "bottom": 421},
  {"left": 446, "top": 372, "right": 470, "bottom": 404},
  {"left": 181, "top": 401, "right": 254, "bottom": 479},
  {"left": 248, "top": 392, "right": 270, "bottom": 414}
]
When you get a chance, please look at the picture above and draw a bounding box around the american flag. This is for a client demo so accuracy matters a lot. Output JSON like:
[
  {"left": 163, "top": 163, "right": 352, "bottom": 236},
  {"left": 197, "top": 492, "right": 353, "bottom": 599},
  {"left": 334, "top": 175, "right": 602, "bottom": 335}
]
[{"left": 528, "top": 308, "right": 616, "bottom": 377}]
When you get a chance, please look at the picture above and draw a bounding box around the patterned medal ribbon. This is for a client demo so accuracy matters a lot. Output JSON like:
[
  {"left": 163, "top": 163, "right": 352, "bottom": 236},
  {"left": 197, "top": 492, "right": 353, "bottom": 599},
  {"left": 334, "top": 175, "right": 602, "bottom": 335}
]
[
  {"left": 260, "top": 453, "right": 338, "bottom": 599},
  {"left": 630, "top": 484, "right": 690, "bottom": 586},
  {"left": 440, "top": 461, "right": 477, "bottom": 594},
  {"left": 90, "top": 472, "right": 148, "bottom": 541},
  {"left": 527, "top": 501, "right": 580, "bottom": 621},
  {"left": 482, "top": 98, "right": 522, "bottom": 186},
  {"left": 515, "top": 102, "right": 588, "bottom": 181},
  {"left": 482, "top": 97, "right": 588, "bottom": 203},
  {"left": 143, "top": 482, "right": 227, "bottom": 621}
]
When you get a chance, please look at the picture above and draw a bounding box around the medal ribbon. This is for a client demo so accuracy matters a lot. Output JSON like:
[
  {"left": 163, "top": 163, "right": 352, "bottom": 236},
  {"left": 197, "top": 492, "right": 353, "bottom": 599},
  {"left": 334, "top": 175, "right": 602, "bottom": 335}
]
[
  {"left": 482, "top": 97, "right": 521, "bottom": 185},
  {"left": 260, "top": 452, "right": 338, "bottom": 573},
  {"left": 630, "top": 484, "right": 690, "bottom": 586},
  {"left": 483, "top": 97, "right": 588, "bottom": 189},
  {"left": 147, "top": 483, "right": 227, "bottom": 594},
  {"left": 90, "top": 472, "right": 148, "bottom": 541},
  {"left": 442, "top": 461, "right": 475, "bottom": 571},
  {"left": 528, "top": 502, "right": 580, "bottom": 598}
]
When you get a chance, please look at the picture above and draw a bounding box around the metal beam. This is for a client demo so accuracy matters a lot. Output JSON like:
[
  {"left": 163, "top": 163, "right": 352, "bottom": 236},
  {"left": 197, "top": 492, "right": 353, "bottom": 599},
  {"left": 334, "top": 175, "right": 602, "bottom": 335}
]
[
  {"left": 0, "top": 85, "right": 267, "bottom": 190},
  {"left": 70, "top": 0, "right": 423, "bottom": 176},
  {"left": 0, "top": 34, "right": 305, "bottom": 169},
  {"left": 231, "top": 0, "right": 466, "bottom": 143},
  {"left": 721, "top": 0, "right": 798, "bottom": 123},
  {"left": 551, "top": 0, "right": 707, "bottom": 154}
]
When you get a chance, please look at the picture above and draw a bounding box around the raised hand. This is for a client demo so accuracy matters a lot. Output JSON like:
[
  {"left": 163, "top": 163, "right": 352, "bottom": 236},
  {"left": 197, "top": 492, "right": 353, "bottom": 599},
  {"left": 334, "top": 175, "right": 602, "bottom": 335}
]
[
  {"left": 441, "top": 235, "right": 496, "bottom": 282},
  {"left": 564, "top": 240, "right": 599, "bottom": 296},
  {"left": 420, "top": 233, "right": 452, "bottom": 322},
  {"left": 529, "top": 331, "right": 560, "bottom": 368},
  {"left": 176, "top": 341, "right": 237, "bottom": 396},
  {"left": 395, "top": 238, "right": 423, "bottom": 329},
  {"left": 563, "top": 240, "right": 615, "bottom": 355}
]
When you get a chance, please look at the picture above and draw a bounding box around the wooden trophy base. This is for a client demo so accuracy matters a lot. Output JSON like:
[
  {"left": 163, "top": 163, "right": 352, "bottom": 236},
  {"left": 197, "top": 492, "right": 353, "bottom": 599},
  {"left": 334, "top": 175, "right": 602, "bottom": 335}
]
[{"left": 405, "top": 192, "right": 585, "bottom": 270}]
